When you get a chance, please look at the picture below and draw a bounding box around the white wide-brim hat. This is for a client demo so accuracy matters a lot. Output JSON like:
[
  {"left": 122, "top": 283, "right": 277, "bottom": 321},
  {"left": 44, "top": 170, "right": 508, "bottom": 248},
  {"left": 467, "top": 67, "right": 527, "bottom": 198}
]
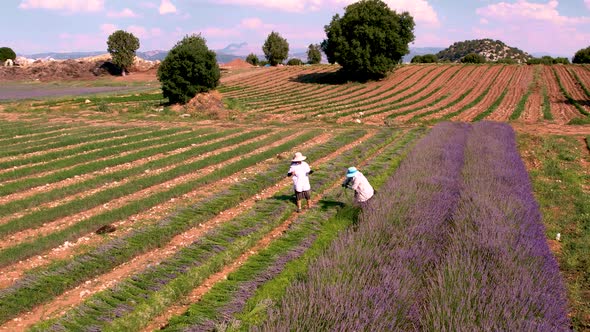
[{"left": 292, "top": 152, "right": 307, "bottom": 162}]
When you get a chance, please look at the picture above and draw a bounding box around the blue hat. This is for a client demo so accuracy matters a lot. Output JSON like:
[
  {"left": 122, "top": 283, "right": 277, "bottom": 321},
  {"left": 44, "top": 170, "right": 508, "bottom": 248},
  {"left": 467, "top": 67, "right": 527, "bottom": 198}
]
[{"left": 346, "top": 167, "right": 358, "bottom": 178}]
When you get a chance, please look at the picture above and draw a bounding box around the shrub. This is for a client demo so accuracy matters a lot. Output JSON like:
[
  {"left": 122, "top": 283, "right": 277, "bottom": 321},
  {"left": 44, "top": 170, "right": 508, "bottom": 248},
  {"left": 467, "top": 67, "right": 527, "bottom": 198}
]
[
  {"left": 0, "top": 47, "right": 16, "bottom": 62},
  {"left": 157, "top": 34, "right": 220, "bottom": 105},
  {"left": 307, "top": 44, "right": 322, "bottom": 64},
  {"left": 553, "top": 57, "right": 570, "bottom": 64},
  {"left": 321, "top": 0, "right": 415, "bottom": 80},
  {"left": 245, "top": 53, "right": 259, "bottom": 66},
  {"left": 287, "top": 58, "right": 303, "bottom": 66},
  {"left": 411, "top": 54, "right": 437, "bottom": 63},
  {"left": 573, "top": 46, "right": 590, "bottom": 64},
  {"left": 461, "top": 53, "right": 486, "bottom": 63},
  {"left": 497, "top": 58, "right": 517, "bottom": 64},
  {"left": 262, "top": 31, "right": 289, "bottom": 66},
  {"left": 107, "top": 30, "right": 140, "bottom": 76}
]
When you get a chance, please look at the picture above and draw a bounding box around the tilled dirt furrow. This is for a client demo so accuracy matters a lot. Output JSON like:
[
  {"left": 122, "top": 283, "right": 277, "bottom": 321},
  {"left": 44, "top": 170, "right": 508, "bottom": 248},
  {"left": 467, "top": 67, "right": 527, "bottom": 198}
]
[
  {"left": 0, "top": 131, "right": 358, "bottom": 331},
  {"left": 374, "top": 65, "right": 480, "bottom": 123},
  {"left": 456, "top": 66, "right": 523, "bottom": 121},
  {"left": 487, "top": 66, "right": 533, "bottom": 121},
  {"left": 0, "top": 131, "right": 332, "bottom": 291},
  {"left": 0, "top": 130, "right": 247, "bottom": 215},
  {"left": 0, "top": 129, "right": 186, "bottom": 179},
  {"left": 0, "top": 128, "right": 148, "bottom": 165},
  {"left": 0, "top": 130, "right": 214, "bottom": 198},
  {"left": 419, "top": 65, "right": 501, "bottom": 122},
  {"left": 291, "top": 66, "right": 433, "bottom": 119},
  {"left": 0, "top": 130, "right": 297, "bottom": 251},
  {"left": 542, "top": 66, "right": 581, "bottom": 124},
  {"left": 267, "top": 66, "right": 422, "bottom": 115},
  {"left": 338, "top": 65, "right": 462, "bottom": 124}
]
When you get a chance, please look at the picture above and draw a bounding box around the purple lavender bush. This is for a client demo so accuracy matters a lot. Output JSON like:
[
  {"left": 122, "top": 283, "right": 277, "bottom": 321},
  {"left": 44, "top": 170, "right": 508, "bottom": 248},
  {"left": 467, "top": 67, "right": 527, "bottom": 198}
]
[{"left": 420, "top": 121, "right": 569, "bottom": 331}]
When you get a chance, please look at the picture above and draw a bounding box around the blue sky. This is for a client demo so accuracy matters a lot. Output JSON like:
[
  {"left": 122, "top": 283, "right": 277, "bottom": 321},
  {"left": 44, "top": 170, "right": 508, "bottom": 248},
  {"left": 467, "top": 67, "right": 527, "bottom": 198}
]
[{"left": 1, "top": 0, "right": 589, "bottom": 56}]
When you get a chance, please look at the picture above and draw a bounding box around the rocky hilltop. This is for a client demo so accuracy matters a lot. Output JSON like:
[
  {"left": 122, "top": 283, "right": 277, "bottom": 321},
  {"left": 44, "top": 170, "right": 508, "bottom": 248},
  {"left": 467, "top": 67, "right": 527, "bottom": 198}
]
[{"left": 437, "top": 39, "right": 531, "bottom": 63}]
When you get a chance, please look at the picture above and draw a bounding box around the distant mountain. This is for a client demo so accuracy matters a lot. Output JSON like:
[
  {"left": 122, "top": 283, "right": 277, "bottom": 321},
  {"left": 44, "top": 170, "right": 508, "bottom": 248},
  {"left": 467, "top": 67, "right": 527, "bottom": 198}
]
[
  {"left": 23, "top": 51, "right": 105, "bottom": 60},
  {"left": 436, "top": 39, "right": 531, "bottom": 63}
]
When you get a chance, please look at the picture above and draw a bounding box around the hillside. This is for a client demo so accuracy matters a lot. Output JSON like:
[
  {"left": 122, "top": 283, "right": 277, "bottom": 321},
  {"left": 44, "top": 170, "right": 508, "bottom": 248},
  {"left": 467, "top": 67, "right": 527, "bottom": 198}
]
[{"left": 437, "top": 39, "right": 531, "bottom": 63}]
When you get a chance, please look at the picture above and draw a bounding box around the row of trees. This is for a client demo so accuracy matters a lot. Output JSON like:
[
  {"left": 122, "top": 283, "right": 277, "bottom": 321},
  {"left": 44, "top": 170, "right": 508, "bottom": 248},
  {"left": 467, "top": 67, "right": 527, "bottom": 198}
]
[{"left": 244, "top": 42, "right": 322, "bottom": 66}]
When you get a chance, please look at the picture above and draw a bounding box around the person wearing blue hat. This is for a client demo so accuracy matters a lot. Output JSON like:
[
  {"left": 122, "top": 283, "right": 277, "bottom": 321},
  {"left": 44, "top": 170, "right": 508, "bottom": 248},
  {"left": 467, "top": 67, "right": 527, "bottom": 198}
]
[{"left": 342, "top": 166, "right": 374, "bottom": 206}]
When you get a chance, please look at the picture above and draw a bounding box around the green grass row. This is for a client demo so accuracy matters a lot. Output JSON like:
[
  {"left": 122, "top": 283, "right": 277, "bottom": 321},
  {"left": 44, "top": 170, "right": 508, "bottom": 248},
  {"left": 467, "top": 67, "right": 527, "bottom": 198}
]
[
  {"left": 0, "top": 129, "right": 244, "bottom": 217},
  {"left": 0, "top": 123, "right": 102, "bottom": 150},
  {"left": 0, "top": 129, "right": 362, "bottom": 325},
  {"left": 519, "top": 133, "right": 590, "bottom": 330},
  {"left": 0, "top": 125, "right": 133, "bottom": 156},
  {"left": 568, "top": 68, "right": 590, "bottom": 99},
  {"left": 0, "top": 129, "right": 288, "bottom": 241},
  {"left": 509, "top": 66, "right": 539, "bottom": 121},
  {"left": 0, "top": 126, "right": 158, "bottom": 169},
  {"left": 159, "top": 129, "right": 423, "bottom": 332},
  {"left": 0, "top": 128, "right": 216, "bottom": 195},
  {"left": 35, "top": 128, "right": 410, "bottom": 331},
  {"left": 0, "top": 122, "right": 75, "bottom": 140}
]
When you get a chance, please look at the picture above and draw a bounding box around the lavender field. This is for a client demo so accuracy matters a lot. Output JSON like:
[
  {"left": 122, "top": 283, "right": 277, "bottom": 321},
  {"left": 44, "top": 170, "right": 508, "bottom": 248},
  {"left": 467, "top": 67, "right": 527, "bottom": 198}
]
[{"left": 262, "top": 122, "right": 570, "bottom": 331}]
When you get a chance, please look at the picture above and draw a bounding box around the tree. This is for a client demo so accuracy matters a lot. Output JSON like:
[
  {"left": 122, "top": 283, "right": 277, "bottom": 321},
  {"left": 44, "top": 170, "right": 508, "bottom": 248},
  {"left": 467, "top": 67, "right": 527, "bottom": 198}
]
[
  {"left": 411, "top": 54, "right": 437, "bottom": 63},
  {"left": 461, "top": 53, "right": 486, "bottom": 63},
  {"left": 553, "top": 57, "right": 570, "bottom": 64},
  {"left": 107, "top": 30, "right": 140, "bottom": 76},
  {"left": 573, "top": 46, "right": 590, "bottom": 64},
  {"left": 321, "top": 0, "right": 415, "bottom": 80},
  {"left": 307, "top": 44, "right": 322, "bottom": 64},
  {"left": 262, "top": 31, "right": 289, "bottom": 66},
  {"left": 0, "top": 47, "right": 16, "bottom": 62},
  {"left": 287, "top": 58, "right": 303, "bottom": 66},
  {"left": 157, "top": 34, "right": 220, "bottom": 105},
  {"left": 245, "top": 53, "right": 259, "bottom": 66}
]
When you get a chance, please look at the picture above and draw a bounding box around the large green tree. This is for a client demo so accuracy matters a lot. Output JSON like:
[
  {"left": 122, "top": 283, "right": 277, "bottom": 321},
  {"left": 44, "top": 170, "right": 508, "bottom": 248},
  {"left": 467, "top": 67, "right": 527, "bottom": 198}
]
[
  {"left": 107, "top": 30, "right": 140, "bottom": 76},
  {"left": 0, "top": 47, "right": 16, "bottom": 62},
  {"left": 573, "top": 46, "right": 590, "bottom": 64},
  {"left": 245, "top": 53, "right": 259, "bottom": 66},
  {"left": 307, "top": 44, "right": 322, "bottom": 64},
  {"left": 262, "top": 31, "right": 289, "bottom": 66},
  {"left": 321, "top": 0, "right": 415, "bottom": 79},
  {"left": 157, "top": 34, "right": 220, "bottom": 105}
]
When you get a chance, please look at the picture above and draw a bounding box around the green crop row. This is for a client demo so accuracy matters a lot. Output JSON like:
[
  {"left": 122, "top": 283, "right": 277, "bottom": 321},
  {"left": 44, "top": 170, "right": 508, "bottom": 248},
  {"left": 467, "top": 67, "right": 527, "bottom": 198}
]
[
  {"left": 35, "top": 128, "right": 408, "bottom": 331},
  {"left": 159, "top": 129, "right": 423, "bottom": 332},
  {"left": 0, "top": 129, "right": 360, "bottom": 325},
  {"left": 0, "top": 128, "right": 216, "bottom": 196},
  {"left": 552, "top": 67, "right": 590, "bottom": 117},
  {"left": 0, "top": 129, "right": 244, "bottom": 217}
]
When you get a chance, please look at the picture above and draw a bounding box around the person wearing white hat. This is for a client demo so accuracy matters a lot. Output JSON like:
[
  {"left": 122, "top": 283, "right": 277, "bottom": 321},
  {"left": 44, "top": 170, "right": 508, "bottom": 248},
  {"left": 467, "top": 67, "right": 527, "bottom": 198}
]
[
  {"left": 287, "top": 152, "right": 313, "bottom": 212},
  {"left": 342, "top": 166, "right": 374, "bottom": 207}
]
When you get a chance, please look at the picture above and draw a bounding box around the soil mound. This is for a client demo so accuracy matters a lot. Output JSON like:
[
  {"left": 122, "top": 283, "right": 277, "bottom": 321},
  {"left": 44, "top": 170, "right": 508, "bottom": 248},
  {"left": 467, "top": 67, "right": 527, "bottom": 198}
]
[
  {"left": 221, "top": 58, "right": 253, "bottom": 69},
  {"left": 171, "top": 91, "right": 236, "bottom": 120},
  {"left": 0, "top": 56, "right": 159, "bottom": 81}
]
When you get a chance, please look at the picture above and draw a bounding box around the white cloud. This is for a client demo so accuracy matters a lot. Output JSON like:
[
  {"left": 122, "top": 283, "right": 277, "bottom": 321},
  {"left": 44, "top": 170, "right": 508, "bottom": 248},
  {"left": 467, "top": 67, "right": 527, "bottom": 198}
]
[
  {"left": 107, "top": 8, "right": 138, "bottom": 18},
  {"left": 100, "top": 23, "right": 118, "bottom": 35},
  {"left": 586, "top": 0, "right": 590, "bottom": 11},
  {"left": 475, "top": 1, "right": 590, "bottom": 54},
  {"left": 19, "top": 0, "right": 104, "bottom": 12},
  {"left": 211, "top": 0, "right": 439, "bottom": 26},
  {"left": 159, "top": 0, "right": 177, "bottom": 14},
  {"left": 239, "top": 17, "right": 274, "bottom": 30},
  {"left": 480, "top": 18, "right": 489, "bottom": 25},
  {"left": 476, "top": 0, "right": 590, "bottom": 25}
]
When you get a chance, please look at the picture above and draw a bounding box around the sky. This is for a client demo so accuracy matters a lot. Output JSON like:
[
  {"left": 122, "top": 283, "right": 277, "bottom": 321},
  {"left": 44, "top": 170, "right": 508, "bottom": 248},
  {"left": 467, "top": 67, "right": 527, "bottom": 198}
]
[{"left": 1, "top": 0, "right": 589, "bottom": 56}]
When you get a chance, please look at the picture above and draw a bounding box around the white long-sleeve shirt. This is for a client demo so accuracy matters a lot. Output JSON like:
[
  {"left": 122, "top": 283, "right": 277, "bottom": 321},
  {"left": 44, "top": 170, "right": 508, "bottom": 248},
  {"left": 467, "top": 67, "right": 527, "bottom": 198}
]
[
  {"left": 347, "top": 172, "right": 374, "bottom": 203},
  {"left": 288, "top": 162, "right": 311, "bottom": 192}
]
